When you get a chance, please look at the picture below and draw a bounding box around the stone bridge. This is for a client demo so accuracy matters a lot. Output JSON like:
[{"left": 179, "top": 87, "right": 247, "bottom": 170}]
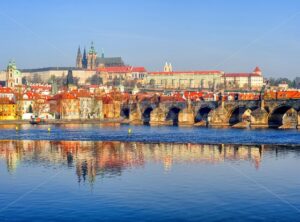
[{"left": 119, "top": 99, "right": 300, "bottom": 129}]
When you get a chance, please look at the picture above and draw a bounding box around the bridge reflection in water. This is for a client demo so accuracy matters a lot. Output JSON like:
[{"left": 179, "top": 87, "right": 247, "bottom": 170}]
[{"left": 1, "top": 140, "right": 295, "bottom": 183}]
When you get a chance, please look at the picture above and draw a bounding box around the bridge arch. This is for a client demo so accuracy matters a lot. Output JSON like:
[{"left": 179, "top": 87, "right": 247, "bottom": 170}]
[
  {"left": 268, "top": 105, "right": 296, "bottom": 128},
  {"left": 195, "top": 106, "right": 212, "bottom": 124},
  {"left": 120, "top": 107, "right": 130, "bottom": 119},
  {"left": 228, "top": 105, "right": 258, "bottom": 126},
  {"left": 166, "top": 106, "right": 181, "bottom": 126},
  {"left": 142, "top": 107, "right": 154, "bottom": 125}
]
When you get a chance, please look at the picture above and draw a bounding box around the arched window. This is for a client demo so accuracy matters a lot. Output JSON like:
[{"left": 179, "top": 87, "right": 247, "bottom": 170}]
[{"left": 149, "top": 79, "right": 155, "bottom": 86}]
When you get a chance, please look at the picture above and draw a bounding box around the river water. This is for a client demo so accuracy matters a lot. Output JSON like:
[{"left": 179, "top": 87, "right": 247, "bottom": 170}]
[{"left": 0, "top": 125, "right": 300, "bottom": 221}]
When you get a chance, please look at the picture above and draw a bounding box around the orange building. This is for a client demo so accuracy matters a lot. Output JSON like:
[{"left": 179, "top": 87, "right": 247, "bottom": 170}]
[
  {"left": 0, "top": 97, "right": 17, "bottom": 120},
  {"left": 60, "top": 92, "right": 80, "bottom": 119}
]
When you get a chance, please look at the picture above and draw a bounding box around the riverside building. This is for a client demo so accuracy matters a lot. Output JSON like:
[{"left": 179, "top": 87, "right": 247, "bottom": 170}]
[
  {"left": 145, "top": 63, "right": 264, "bottom": 91},
  {"left": 145, "top": 63, "right": 224, "bottom": 90},
  {"left": 223, "top": 67, "right": 264, "bottom": 90}
]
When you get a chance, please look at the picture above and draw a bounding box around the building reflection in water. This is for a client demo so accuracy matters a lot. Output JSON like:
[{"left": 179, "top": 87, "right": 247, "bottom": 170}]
[{"left": 0, "top": 140, "right": 292, "bottom": 183}]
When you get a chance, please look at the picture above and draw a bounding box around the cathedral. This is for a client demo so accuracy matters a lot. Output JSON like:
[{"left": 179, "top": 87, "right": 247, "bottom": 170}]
[{"left": 76, "top": 42, "right": 125, "bottom": 70}]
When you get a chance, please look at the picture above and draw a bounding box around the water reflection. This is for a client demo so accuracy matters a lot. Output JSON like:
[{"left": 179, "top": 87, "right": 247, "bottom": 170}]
[
  {"left": 1, "top": 140, "right": 295, "bottom": 183},
  {"left": 1, "top": 140, "right": 300, "bottom": 221}
]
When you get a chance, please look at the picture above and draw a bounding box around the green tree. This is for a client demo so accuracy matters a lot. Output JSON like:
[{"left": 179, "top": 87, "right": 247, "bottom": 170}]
[
  {"left": 66, "top": 70, "right": 74, "bottom": 85},
  {"left": 28, "top": 104, "right": 33, "bottom": 113},
  {"left": 86, "top": 74, "right": 102, "bottom": 85},
  {"left": 22, "top": 77, "right": 27, "bottom": 85},
  {"left": 31, "top": 73, "right": 42, "bottom": 83}
]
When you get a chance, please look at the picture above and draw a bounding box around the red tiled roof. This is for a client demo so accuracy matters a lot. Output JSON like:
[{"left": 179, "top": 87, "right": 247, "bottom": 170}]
[
  {"left": 0, "top": 87, "right": 14, "bottom": 94},
  {"left": 149, "top": 71, "right": 223, "bottom": 75},
  {"left": 253, "top": 66, "right": 261, "bottom": 73},
  {"left": 101, "top": 94, "right": 113, "bottom": 104},
  {"left": 0, "top": 97, "right": 15, "bottom": 104},
  {"left": 224, "top": 73, "right": 261, "bottom": 77},
  {"left": 97, "top": 66, "right": 132, "bottom": 73},
  {"left": 61, "top": 92, "right": 77, "bottom": 100},
  {"left": 71, "top": 89, "right": 91, "bottom": 98},
  {"left": 97, "top": 66, "right": 147, "bottom": 73},
  {"left": 30, "top": 85, "right": 51, "bottom": 90},
  {"left": 22, "top": 91, "right": 41, "bottom": 100},
  {"left": 131, "top": 67, "right": 147, "bottom": 72}
]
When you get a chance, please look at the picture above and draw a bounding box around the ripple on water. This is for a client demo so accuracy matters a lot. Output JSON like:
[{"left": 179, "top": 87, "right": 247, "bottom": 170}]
[{"left": 0, "top": 125, "right": 298, "bottom": 145}]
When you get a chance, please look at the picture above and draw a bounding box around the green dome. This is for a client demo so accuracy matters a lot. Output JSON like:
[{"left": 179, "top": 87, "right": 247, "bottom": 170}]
[
  {"left": 13, "top": 69, "right": 21, "bottom": 77},
  {"left": 11, "top": 61, "right": 17, "bottom": 69},
  {"left": 7, "top": 61, "right": 12, "bottom": 69},
  {"left": 7, "top": 60, "right": 17, "bottom": 69}
]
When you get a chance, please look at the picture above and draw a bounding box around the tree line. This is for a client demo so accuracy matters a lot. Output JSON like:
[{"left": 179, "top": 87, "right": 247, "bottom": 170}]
[{"left": 267, "top": 77, "right": 300, "bottom": 88}]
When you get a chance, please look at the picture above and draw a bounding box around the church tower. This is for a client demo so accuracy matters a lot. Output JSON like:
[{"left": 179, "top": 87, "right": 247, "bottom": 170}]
[
  {"left": 253, "top": 66, "right": 262, "bottom": 76},
  {"left": 6, "top": 61, "right": 22, "bottom": 88},
  {"left": 87, "top": 42, "right": 97, "bottom": 70},
  {"left": 6, "top": 61, "right": 15, "bottom": 88},
  {"left": 76, "top": 46, "right": 82, "bottom": 68},
  {"left": 168, "top": 63, "right": 173, "bottom": 72},
  {"left": 164, "top": 62, "right": 173, "bottom": 72},
  {"left": 164, "top": 62, "right": 169, "bottom": 72}
]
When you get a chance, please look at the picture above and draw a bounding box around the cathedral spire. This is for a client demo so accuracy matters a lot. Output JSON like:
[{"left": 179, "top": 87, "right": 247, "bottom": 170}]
[
  {"left": 76, "top": 46, "right": 82, "bottom": 68},
  {"left": 101, "top": 48, "right": 104, "bottom": 58},
  {"left": 89, "top": 41, "right": 96, "bottom": 54},
  {"left": 87, "top": 42, "right": 97, "bottom": 70},
  {"left": 82, "top": 47, "right": 87, "bottom": 69}
]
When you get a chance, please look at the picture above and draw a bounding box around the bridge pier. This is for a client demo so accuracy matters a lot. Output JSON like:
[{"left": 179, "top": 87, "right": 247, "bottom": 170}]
[
  {"left": 209, "top": 106, "right": 230, "bottom": 128},
  {"left": 178, "top": 108, "right": 195, "bottom": 126},
  {"left": 128, "top": 103, "right": 143, "bottom": 125},
  {"left": 250, "top": 108, "right": 269, "bottom": 128},
  {"left": 129, "top": 110, "right": 143, "bottom": 125},
  {"left": 280, "top": 108, "right": 298, "bottom": 129},
  {"left": 150, "top": 107, "right": 169, "bottom": 126}
]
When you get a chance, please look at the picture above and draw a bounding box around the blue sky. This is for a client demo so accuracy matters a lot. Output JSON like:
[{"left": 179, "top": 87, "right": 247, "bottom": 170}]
[{"left": 0, "top": 0, "right": 299, "bottom": 78}]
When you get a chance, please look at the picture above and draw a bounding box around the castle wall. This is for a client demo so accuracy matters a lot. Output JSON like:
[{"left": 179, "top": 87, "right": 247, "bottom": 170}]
[{"left": 21, "top": 70, "right": 97, "bottom": 85}]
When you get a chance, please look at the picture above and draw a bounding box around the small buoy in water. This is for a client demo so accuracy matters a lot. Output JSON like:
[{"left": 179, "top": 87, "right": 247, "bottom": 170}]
[
  {"left": 15, "top": 126, "right": 19, "bottom": 131},
  {"left": 128, "top": 128, "right": 132, "bottom": 135},
  {"left": 48, "top": 127, "right": 51, "bottom": 132}
]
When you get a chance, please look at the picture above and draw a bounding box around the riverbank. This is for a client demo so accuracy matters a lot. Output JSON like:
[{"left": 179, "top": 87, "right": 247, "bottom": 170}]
[
  {"left": 0, "top": 119, "right": 299, "bottom": 129},
  {"left": 0, "top": 119, "right": 124, "bottom": 125}
]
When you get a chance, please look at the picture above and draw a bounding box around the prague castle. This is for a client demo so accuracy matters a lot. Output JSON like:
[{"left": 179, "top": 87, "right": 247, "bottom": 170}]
[
  {"left": 76, "top": 42, "right": 125, "bottom": 70},
  {"left": 0, "top": 42, "right": 264, "bottom": 91}
]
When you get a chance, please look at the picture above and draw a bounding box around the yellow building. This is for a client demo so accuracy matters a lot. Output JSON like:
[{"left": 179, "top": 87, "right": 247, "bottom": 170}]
[
  {"left": 223, "top": 67, "right": 264, "bottom": 90},
  {"left": 0, "top": 98, "right": 17, "bottom": 120}
]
